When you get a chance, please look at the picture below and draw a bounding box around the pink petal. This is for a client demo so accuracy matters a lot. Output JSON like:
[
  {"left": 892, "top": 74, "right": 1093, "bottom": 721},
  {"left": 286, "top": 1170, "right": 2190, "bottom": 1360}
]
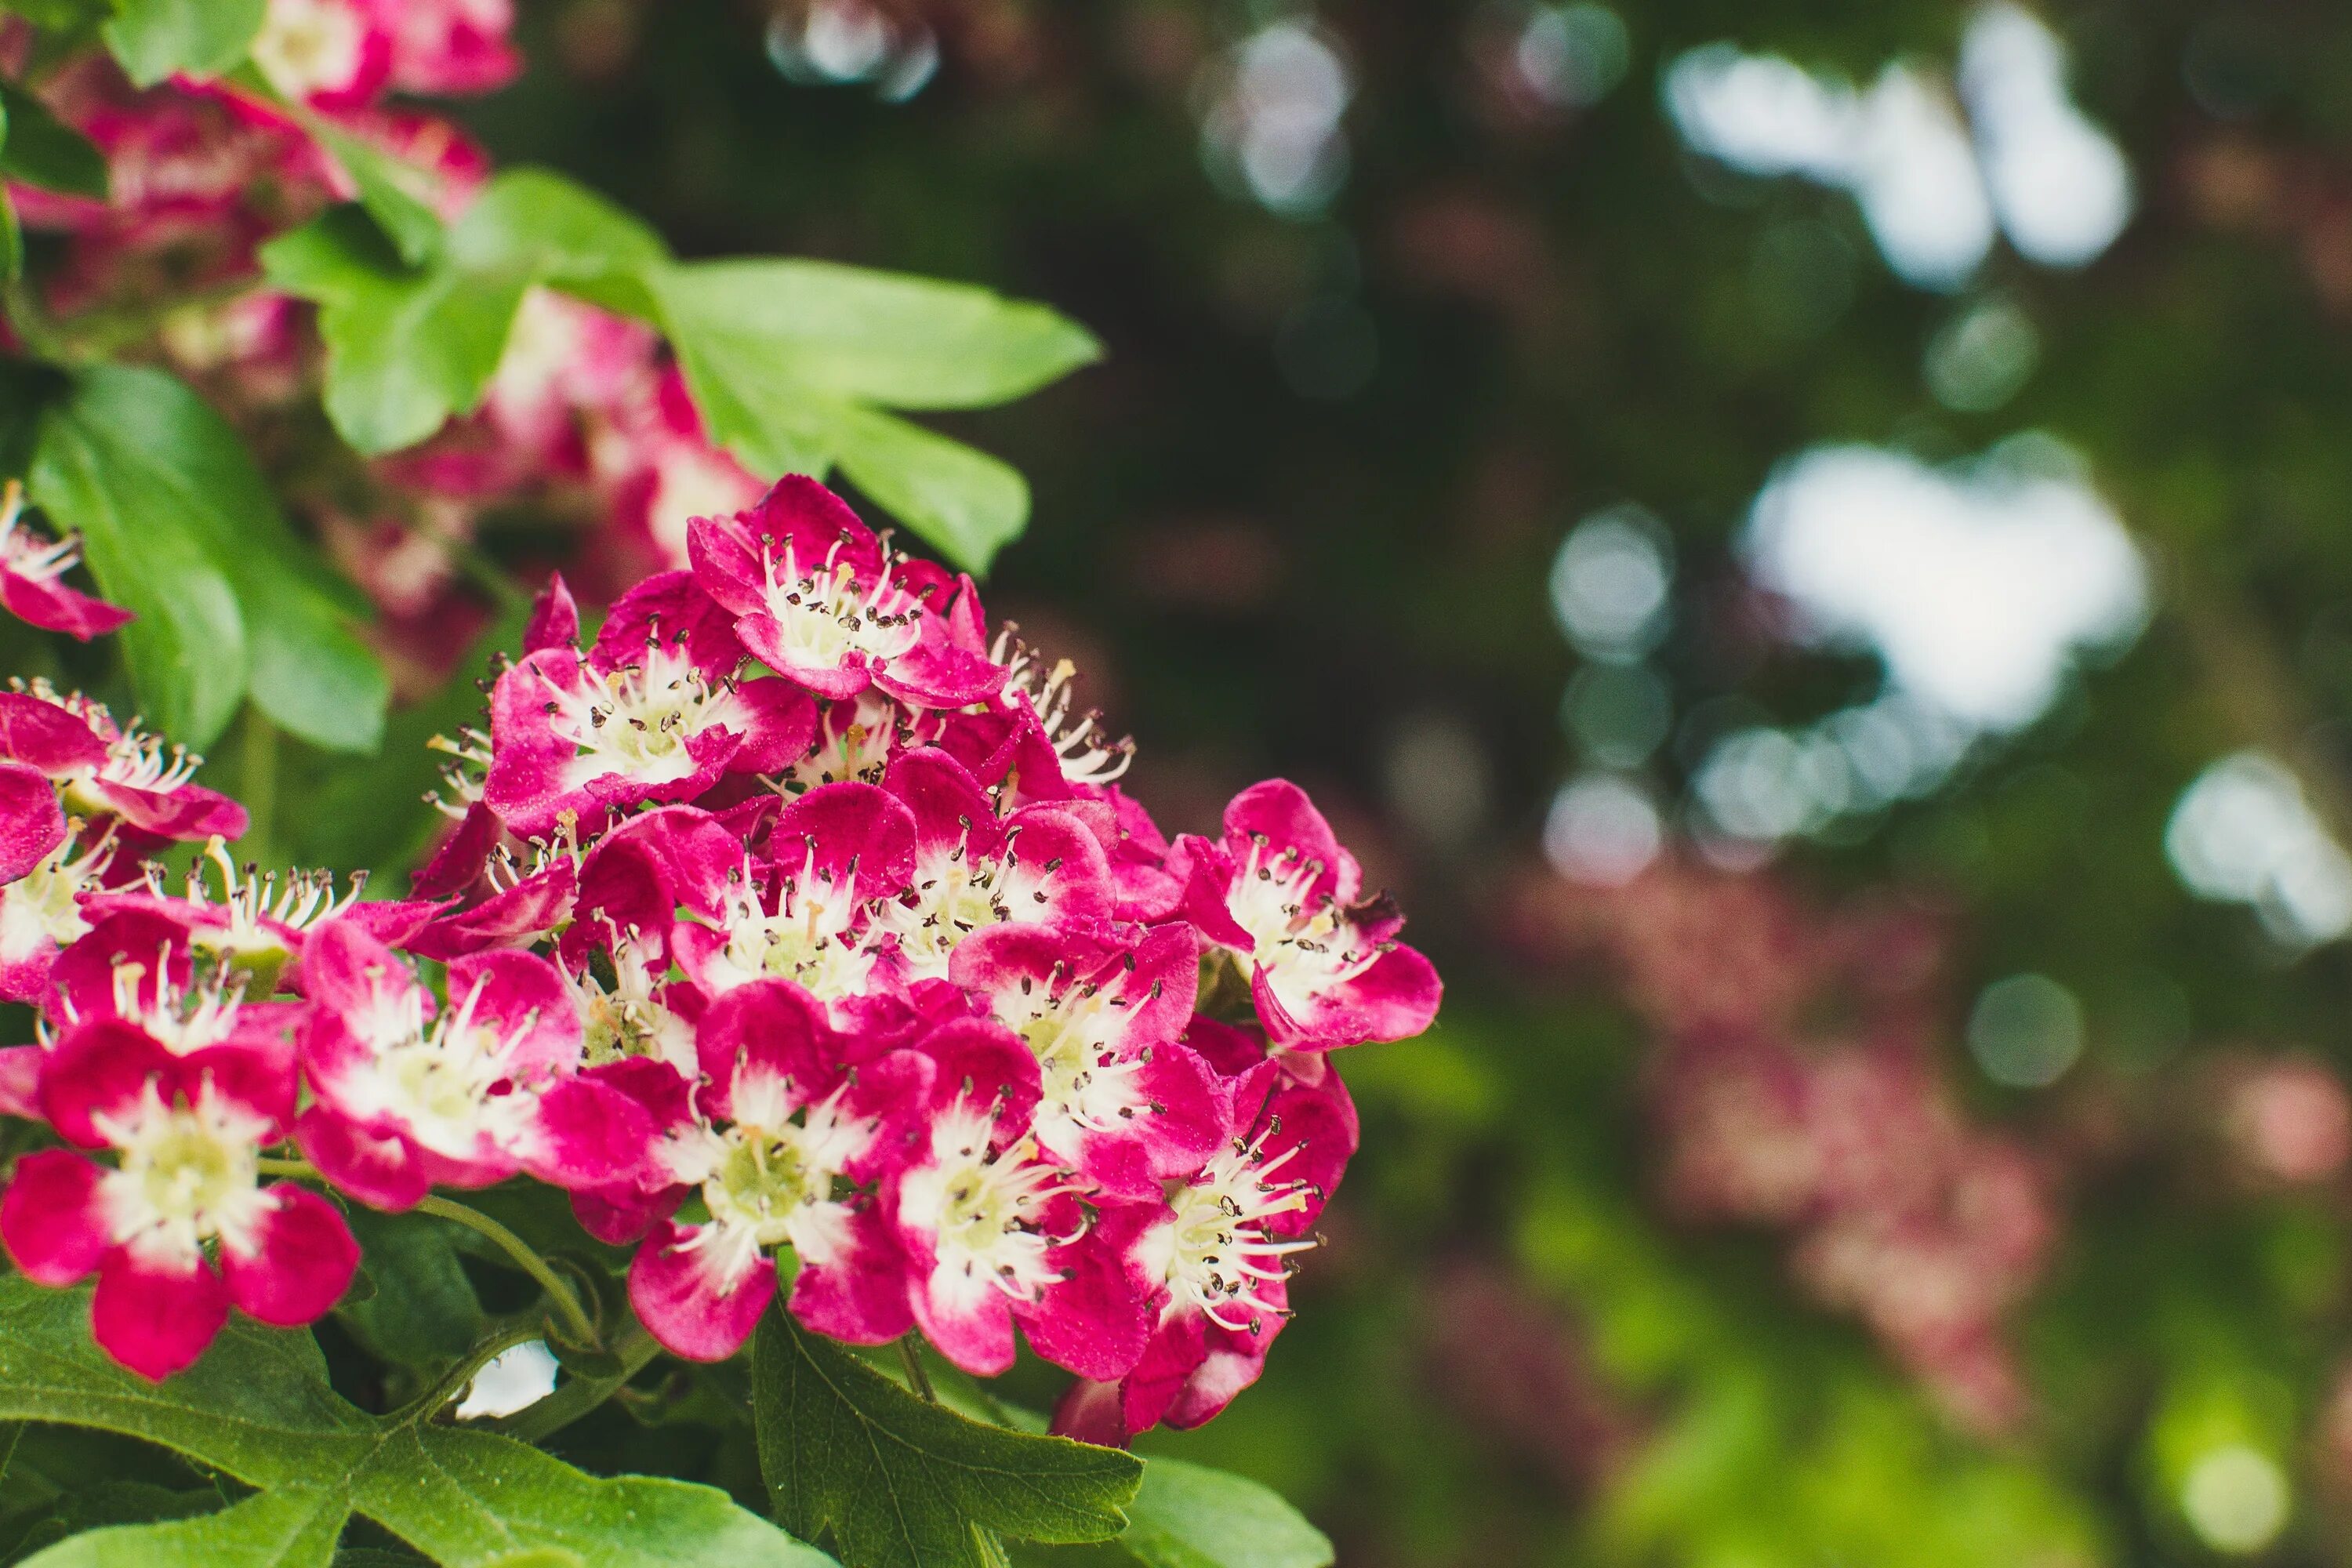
[
  {"left": 572, "top": 1181, "right": 687, "bottom": 1246},
  {"left": 0, "top": 1044, "right": 39, "bottom": 1119},
  {"left": 629, "top": 1219, "right": 776, "bottom": 1361},
  {"left": 0, "top": 1150, "right": 107, "bottom": 1285},
  {"left": 0, "top": 763, "right": 63, "bottom": 884},
  {"left": 219, "top": 1184, "right": 358, "bottom": 1326},
  {"left": 294, "top": 1109, "right": 433, "bottom": 1211},
  {"left": 519, "top": 1074, "right": 656, "bottom": 1190},
  {"left": 0, "top": 692, "right": 107, "bottom": 774},
  {"left": 92, "top": 1247, "right": 230, "bottom": 1381},
  {"left": 0, "top": 572, "right": 134, "bottom": 642},
  {"left": 910, "top": 1260, "right": 1018, "bottom": 1377},
  {"left": 786, "top": 1206, "right": 914, "bottom": 1344},
  {"left": 523, "top": 572, "right": 580, "bottom": 653}
]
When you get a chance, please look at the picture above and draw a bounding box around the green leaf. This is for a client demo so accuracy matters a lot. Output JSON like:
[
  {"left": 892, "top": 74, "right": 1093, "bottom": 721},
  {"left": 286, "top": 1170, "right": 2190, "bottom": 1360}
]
[
  {"left": 336, "top": 1211, "right": 488, "bottom": 1372},
  {"left": 103, "top": 0, "right": 265, "bottom": 85},
  {"left": 264, "top": 169, "right": 673, "bottom": 456},
  {"left": 0, "top": 1276, "right": 840, "bottom": 1568},
  {"left": 261, "top": 206, "right": 530, "bottom": 457},
  {"left": 644, "top": 260, "right": 1080, "bottom": 572},
  {"left": 1112, "top": 1461, "right": 1331, "bottom": 1568},
  {"left": 647, "top": 259, "right": 1099, "bottom": 412},
  {"left": 32, "top": 365, "right": 387, "bottom": 752},
  {"left": 828, "top": 407, "right": 1029, "bottom": 576},
  {"left": 311, "top": 125, "right": 444, "bottom": 267},
  {"left": 31, "top": 378, "right": 246, "bottom": 747},
  {"left": 751, "top": 1309, "right": 1142, "bottom": 1568},
  {"left": 0, "top": 82, "right": 109, "bottom": 198},
  {"left": 19, "top": 1485, "right": 346, "bottom": 1568}
]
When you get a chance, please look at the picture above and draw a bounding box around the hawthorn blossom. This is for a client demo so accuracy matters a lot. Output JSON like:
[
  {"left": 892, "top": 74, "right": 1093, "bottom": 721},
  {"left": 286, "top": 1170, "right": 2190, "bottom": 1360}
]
[
  {"left": 0, "top": 682, "right": 245, "bottom": 843},
  {"left": 688, "top": 477, "right": 1003, "bottom": 709},
  {"left": 0, "top": 485, "right": 132, "bottom": 642},
  {"left": 0, "top": 1020, "right": 356, "bottom": 1380},
  {"left": 1178, "top": 780, "right": 1440, "bottom": 1050},
  {"left": 623, "top": 981, "right": 929, "bottom": 1360},
  {"left": 485, "top": 572, "right": 814, "bottom": 838},
  {"left": 296, "top": 920, "right": 652, "bottom": 1210},
  {"left": 869, "top": 748, "right": 1114, "bottom": 982},
  {"left": 889, "top": 1018, "right": 1152, "bottom": 1380},
  {"left": 0, "top": 825, "right": 126, "bottom": 1001}
]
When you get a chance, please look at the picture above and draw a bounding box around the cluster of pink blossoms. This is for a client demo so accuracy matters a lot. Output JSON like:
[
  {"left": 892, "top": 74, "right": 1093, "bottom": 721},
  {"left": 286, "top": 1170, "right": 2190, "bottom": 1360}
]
[
  {"left": 9, "top": 0, "right": 765, "bottom": 683},
  {"left": 0, "top": 475, "right": 1439, "bottom": 1441},
  {"left": 1512, "top": 858, "right": 2053, "bottom": 1434}
]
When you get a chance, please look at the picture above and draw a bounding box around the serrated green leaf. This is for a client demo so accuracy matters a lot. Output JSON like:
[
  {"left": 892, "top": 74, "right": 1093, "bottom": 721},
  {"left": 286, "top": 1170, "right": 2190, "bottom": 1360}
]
[
  {"left": 448, "top": 169, "right": 668, "bottom": 284},
  {"left": 1112, "top": 1460, "right": 1331, "bottom": 1568},
  {"left": 828, "top": 407, "right": 1029, "bottom": 575},
  {"left": 19, "top": 1485, "right": 346, "bottom": 1568},
  {"left": 0, "top": 1276, "right": 839, "bottom": 1568},
  {"left": 752, "top": 1308, "right": 1142, "bottom": 1568},
  {"left": 0, "top": 81, "right": 108, "bottom": 198},
  {"left": 102, "top": 0, "right": 265, "bottom": 85},
  {"left": 31, "top": 366, "right": 387, "bottom": 752}
]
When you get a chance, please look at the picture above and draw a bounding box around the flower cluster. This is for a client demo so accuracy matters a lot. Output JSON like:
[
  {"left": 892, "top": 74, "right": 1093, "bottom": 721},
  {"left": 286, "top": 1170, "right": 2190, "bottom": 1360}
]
[
  {"left": 1511, "top": 857, "right": 2054, "bottom": 1434},
  {"left": 9, "top": 0, "right": 764, "bottom": 684},
  {"left": 0, "top": 475, "right": 1439, "bottom": 1439}
]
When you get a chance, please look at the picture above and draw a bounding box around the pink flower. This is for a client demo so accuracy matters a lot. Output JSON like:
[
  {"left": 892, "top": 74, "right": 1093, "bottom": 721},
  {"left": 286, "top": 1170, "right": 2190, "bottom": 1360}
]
[
  {"left": 379, "top": 0, "right": 520, "bottom": 96},
  {"left": 249, "top": 0, "right": 393, "bottom": 110},
  {"left": 483, "top": 572, "right": 815, "bottom": 838},
  {"left": 869, "top": 748, "right": 1115, "bottom": 982},
  {"left": 294, "top": 920, "right": 653, "bottom": 1209},
  {"left": 1176, "top": 780, "right": 1440, "bottom": 1050},
  {"left": 687, "top": 477, "right": 1004, "bottom": 710},
  {"left": 663, "top": 783, "right": 916, "bottom": 1021},
  {"left": 0, "top": 823, "right": 130, "bottom": 1002},
  {"left": 1054, "top": 1026, "right": 1355, "bottom": 1442},
  {"left": 889, "top": 1018, "right": 1152, "bottom": 1380},
  {"left": 0, "top": 1021, "right": 355, "bottom": 1380},
  {"left": 0, "top": 485, "right": 132, "bottom": 642},
  {"left": 0, "top": 682, "right": 245, "bottom": 843},
  {"left": 624, "top": 980, "right": 930, "bottom": 1361},
  {"left": 593, "top": 367, "right": 764, "bottom": 570},
  {"left": 949, "top": 921, "right": 1221, "bottom": 1197}
]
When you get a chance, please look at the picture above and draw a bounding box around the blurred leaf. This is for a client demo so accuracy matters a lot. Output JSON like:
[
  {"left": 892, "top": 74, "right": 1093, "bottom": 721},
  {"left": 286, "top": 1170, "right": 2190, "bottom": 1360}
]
[
  {"left": 646, "top": 260, "right": 1093, "bottom": 572},
  {"left": 31, "top": 376, "right": 246, "bottom": 746},
  {"left": 1112, "top": 1458, "right": 1332, "bottom": 1568},
  {"left": 102, "top": 0, "right": 263, "bottom": 85},
  {"left": 0, "top": 1274, "right": 839, "bottom": 1567},
  {"left": 310, "top": 125, "right": 445, "bottom": 267},
  {"left": 264, "top": 169, "right": 671, "bottom": 456},
  {"left": 0, "top": 81, "right": 108, "bottom": 198},
  {"left": 18, "top": 1485, "right": 344, "bottom": 1568},
  {"left": 33, "top": 365, "right": 386, "bottom": 751},
  {"left": 648, "top": 259, "right": 1098, "bottom": 412},
  {"left": 752, "top": 1308, "right": 1141, "bottom": 1568}
]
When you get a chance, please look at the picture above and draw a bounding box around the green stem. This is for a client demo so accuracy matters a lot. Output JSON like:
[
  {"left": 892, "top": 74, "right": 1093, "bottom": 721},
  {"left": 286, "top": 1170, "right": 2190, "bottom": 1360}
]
[
  {"left": 402, "top": 1321, "right": 546, "bottom": 1425},
  {"left": 414, "top": 1194, "right": 601, "bottom": 1349},
  {"left": 255, "top": 1158, "right": 601, "bottom": 1350},
  {"left": 239, "top": 709, "right": 278, "bottom": 863},
  {"left": 488, "top": 1319, "right": 663, "bottom": 1446},
  {"left": 897, "top": 1336, "right": 938, "bottom": 1403}
]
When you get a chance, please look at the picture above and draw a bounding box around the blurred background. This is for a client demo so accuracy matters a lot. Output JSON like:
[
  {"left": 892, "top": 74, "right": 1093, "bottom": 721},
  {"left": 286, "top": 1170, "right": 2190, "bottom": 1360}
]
[{"left": 472, "top": 2, "right": 2352, "bottom": 1562}]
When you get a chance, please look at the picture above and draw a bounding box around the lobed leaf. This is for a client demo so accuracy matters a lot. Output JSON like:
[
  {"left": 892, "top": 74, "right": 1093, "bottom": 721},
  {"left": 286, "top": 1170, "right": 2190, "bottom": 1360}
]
[
  {"left": 0, "top": 1273, "right": 836, "bottom": 1567},
  {"left": 752, "top": 1309, "right": 1142, "bottom": 1568},
  {"left": 17, "top": 1485, "right": 347, "bottom": 1568}
]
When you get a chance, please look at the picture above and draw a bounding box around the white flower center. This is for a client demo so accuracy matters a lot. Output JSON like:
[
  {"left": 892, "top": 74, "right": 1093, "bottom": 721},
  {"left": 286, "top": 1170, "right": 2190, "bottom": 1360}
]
[
  {"left": 993, "top": 633, "right": 1133, "bottom": 786},
  {"left": 1223, "top": 839, "right": 1380, "bottom": 1018},
  {"left": 541, "top": 645, "right": 738, "bottom": 788},
  {"left": 996, "top": 979, "right": 1152, "bottom": 1138},
  {"left": 1142, "top": 1127, "right": 1316, "bottom": 1333},
  {"left": 572, "top": 933, "right": 695, "bottom": 1075},
  {"left": 702, "top": 851, "right": 878, "bottom": 1004},
  {"left": 0, "top": 831, "right": 111, "bottom": 965},
  {"left": 93, "top": 1080, "right": 274, "bottom": 1272},
  {"left": 899, "top": 1113, "right": 1077, "bottom": 1313},
  {"left": 775, "top": 691, "right": 904, "bottom": 793},
  {"left": 755, "top": 539, "right": 926, "bottom": 674},
  {"left": 341, "top": 973, "right": 540, "bottom": 1160},
  {"left": 663, "top": 1082, "right": 876, "bottom": 1292},
  {"left": 252, "top": 0, "right": 368, "bottom": 99}
]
